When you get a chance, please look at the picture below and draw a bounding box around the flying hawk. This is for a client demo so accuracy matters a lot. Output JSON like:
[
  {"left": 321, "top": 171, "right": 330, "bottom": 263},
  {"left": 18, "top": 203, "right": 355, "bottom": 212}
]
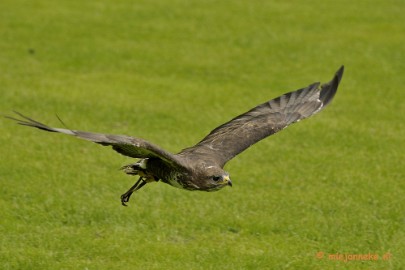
[{"left": 7, "top": 66, "right": 344, "bottom": 206}]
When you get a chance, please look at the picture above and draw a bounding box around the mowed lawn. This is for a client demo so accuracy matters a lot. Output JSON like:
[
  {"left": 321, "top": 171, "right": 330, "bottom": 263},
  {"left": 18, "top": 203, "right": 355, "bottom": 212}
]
[{"left": 1, "top": 0, "right": 404, "bottom": 269}]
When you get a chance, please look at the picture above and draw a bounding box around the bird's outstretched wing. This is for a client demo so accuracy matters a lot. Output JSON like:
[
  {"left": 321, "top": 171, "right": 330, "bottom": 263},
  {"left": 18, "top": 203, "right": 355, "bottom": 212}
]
[
  {"left": 179, "top": 66, "right": 344, "bottom": 167},
  {"left": 6, "top": 112, "right": 185, "bottom": 168}
]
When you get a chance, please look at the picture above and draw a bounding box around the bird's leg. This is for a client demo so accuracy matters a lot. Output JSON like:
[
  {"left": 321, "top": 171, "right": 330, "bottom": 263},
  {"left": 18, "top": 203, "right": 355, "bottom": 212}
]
[{"left": 120, "top": 177, "right": 147, "bottom": 206}]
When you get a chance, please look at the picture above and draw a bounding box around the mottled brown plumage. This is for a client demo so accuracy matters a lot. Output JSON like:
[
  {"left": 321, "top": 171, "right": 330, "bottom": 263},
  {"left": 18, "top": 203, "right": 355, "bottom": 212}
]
[{"left": 6, "top": 66, "right": 344, "bottom": 206}]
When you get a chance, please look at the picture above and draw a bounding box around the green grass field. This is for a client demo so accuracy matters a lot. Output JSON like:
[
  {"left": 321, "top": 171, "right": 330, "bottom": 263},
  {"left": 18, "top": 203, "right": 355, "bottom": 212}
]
[{"left": 1, "top": 0, "right": 404, "bottom": 269}]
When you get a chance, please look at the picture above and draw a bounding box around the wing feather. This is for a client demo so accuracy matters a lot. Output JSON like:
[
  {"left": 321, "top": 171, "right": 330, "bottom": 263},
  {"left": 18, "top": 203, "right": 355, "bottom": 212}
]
[
  {"left": 6, "top": 112, "right": 185, "bottom": 168},
  {"left": 179, "top": 66, "right": 344, "bottom": 167}
]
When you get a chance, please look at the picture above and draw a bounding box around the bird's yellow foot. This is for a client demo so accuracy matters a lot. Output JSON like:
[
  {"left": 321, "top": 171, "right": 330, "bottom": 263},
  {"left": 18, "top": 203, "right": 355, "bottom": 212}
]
[{"left": 120, "top": 177, "right": 147, "bottom": 206}]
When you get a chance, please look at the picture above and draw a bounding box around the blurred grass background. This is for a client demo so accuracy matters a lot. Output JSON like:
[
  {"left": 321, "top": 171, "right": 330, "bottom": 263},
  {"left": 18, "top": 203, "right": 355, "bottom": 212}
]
[{"left": 0, "top": 0, "right": 404, "bottom": 269}]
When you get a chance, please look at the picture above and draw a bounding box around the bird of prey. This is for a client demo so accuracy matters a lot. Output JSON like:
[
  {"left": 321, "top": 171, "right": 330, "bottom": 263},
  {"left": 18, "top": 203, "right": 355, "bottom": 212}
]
[{"left": 7, "top": 66, "right": 344, "bottom": 206}]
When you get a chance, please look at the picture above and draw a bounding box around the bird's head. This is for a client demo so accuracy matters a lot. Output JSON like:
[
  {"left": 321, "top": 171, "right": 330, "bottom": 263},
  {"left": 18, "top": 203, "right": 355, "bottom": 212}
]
[{"left": 200, "top": 166, "right": 232, "bottom": 191}]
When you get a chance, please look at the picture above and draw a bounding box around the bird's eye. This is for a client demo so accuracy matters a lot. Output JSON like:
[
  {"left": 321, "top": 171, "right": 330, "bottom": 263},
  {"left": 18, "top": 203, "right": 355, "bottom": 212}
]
[{"left": 212, "top": 176, "right": 221, "bottom": 181}]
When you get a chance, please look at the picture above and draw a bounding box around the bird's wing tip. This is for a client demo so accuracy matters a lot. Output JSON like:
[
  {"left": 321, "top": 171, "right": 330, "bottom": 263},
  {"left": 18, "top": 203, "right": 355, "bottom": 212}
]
[
  {"left": 318, "top": 66, "right": 345, "bottom": 106},
  {"left": 336, "top": 65, "right": 344, "bottom": 82}
]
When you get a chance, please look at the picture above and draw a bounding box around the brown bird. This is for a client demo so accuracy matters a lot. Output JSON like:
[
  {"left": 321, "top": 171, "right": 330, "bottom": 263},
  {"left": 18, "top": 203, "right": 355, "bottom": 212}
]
[{"left": 7, "top": 66, "right": 344, "bottom": 206}]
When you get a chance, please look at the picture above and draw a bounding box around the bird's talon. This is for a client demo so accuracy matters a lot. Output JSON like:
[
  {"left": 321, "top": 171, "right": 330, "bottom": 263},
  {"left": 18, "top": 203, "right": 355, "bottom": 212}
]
[{"left": 121, "top": 193, "right": 132, "bottom": 206}]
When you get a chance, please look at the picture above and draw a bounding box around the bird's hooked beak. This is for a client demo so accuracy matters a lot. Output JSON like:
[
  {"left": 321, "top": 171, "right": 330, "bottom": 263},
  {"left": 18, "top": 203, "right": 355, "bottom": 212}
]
[{"left": 223, "top": 175, "right": 232, "bottom": 187}]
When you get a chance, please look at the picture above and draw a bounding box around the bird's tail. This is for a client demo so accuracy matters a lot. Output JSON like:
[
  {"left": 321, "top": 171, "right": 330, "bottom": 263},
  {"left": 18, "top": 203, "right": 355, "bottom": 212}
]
[
  {"left": 120, "top": 164, "right": 142, "bottom": 175},
  {"left": 120, "top": 159, "right": 149, "bottom": 176}
]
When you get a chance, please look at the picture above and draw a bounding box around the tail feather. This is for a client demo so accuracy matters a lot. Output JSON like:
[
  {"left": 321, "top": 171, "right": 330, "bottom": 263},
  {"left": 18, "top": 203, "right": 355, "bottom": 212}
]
[{"left": 120, "top": 164, "right": 141, "bottom": 175}]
